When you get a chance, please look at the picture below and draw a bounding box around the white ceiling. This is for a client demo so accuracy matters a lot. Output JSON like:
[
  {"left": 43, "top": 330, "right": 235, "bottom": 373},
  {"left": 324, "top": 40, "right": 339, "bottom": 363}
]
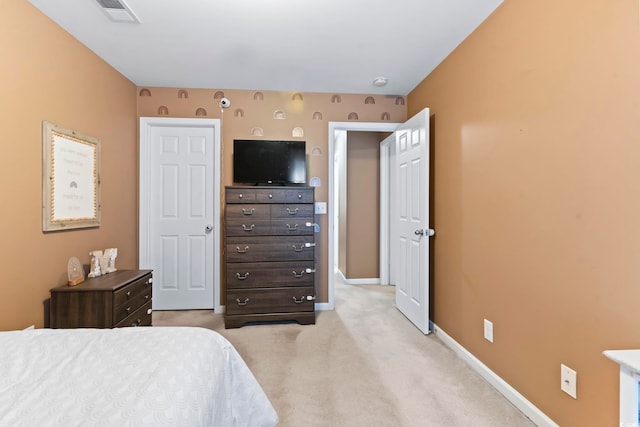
[{"left": 28, "top": 0, "right": 503, "bottom": 95}]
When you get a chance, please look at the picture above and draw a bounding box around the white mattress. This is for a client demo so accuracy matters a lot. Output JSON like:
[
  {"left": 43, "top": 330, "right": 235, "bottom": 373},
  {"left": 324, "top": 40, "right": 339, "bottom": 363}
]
[{"left": 0, "top": 327, "right": 278, "bottom": 427}]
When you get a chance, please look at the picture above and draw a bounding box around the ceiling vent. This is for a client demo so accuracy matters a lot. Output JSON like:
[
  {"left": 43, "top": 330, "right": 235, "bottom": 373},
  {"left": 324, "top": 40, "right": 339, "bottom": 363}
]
[{"left": 95, "top": 0, "right": 141, "bottom": 23}]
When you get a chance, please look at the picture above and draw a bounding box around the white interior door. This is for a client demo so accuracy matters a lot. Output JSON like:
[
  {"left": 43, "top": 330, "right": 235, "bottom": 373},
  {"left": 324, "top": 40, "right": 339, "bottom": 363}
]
[
  {"left": 394, "top": 108, "right": 431, "bottom": 334},
  {"left": 139, "top": 118, "right": 220, "bottom": 311}
]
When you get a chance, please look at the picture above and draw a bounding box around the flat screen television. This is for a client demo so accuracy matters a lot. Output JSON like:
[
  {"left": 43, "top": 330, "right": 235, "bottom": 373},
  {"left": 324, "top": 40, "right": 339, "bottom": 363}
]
[{"left": 233, "top": 139, "right": 307, "bottom": 185}]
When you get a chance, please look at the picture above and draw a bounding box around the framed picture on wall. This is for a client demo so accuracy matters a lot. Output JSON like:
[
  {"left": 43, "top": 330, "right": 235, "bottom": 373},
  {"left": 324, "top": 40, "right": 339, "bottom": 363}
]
[{"left": 42, "top": 121, "right": 101, "bottom": 232}]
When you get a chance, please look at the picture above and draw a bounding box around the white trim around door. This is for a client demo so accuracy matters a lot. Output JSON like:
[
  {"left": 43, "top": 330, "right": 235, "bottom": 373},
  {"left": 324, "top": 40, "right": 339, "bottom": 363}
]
[
  {"left": 139, "top": 117, "right": 222, "bottom": 313},
  {"left": 328, "top": 121, "right": 400, "bottom": 310}
]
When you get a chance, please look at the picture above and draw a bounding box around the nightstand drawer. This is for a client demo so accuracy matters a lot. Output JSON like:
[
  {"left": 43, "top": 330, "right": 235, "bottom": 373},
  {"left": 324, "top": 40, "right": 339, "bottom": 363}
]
[
  {"left": 115, "top": 301, "right": 152, "bottom": 328},
  {"left": 114, "top": 274, "right": 152, "bottom": 308}
]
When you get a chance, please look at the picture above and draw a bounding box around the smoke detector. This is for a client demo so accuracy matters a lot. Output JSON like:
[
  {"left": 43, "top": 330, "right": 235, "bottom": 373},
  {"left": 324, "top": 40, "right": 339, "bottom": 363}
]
[
  {"left": 95, "top": 0, "right": 141, "bottom": 23},
  {"left": 373, "top": 77, "right": 388, "bottom": 87}
]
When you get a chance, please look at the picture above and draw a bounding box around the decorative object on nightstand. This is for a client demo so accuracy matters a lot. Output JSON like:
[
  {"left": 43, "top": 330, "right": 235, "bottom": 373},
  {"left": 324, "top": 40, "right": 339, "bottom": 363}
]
[
  {"left": 67, "top": 256, "right": 85, "bottom": 286},
  {"left": 104, "top": 248, "right": 118, "bottom": 273},
  {"left": 88, "top": 250, "right": 103, "bottom": 277}
]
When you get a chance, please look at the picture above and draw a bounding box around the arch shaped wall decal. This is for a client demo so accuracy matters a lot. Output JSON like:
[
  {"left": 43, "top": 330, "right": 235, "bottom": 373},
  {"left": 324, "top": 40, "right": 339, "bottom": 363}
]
[
  {"left": 292, "top": 93, "right": 303, "bottom": 101},
  {"left": 139, "top": 88, "right": 151, "bottom": 97},
  {"left": 251, "top": 127, "right": 264, "bottom": 136},
  {"left": 253, "top": 92, "right": 264, "bottom": 101},
  {"left": 364, "top": 96, "right": 375, "bottom": 105},
  {"left": 158, "top": 106, "right": 169, "bottom": 115},
  {"left": 311, "top": 147, "right": 323, "bottom": 156},
  {"left": 312, "top": 112, "right": 323, "bottom": 120},
  {"left": 195, "top": 108, "right": 207, "bottom": 116},
  {"left": 348, "top": 112, "right": 359, "bottom": 121},
  {"left": 273, "top": 110, "right": 286, "bottom": 120},
  {"left": 331, "top": 94, "right": 342, "bottom": 103},
  {"left": 292, "top": 127, "right": 304, "bottom": 138},
  {"left": 381, "top": 112, "right": 391, "bottom": 121},
  {"left": 234, "top": 108, "right": 244, "bottom": 118},
  {"left": 395, "top": 97, "right": 405, "bottom": 106},
  {"left": 178, "top": 89, "right": 189, "bottom": 99},
  {"left": 213, "top": 91, "right": 225, "bottom": 99}
]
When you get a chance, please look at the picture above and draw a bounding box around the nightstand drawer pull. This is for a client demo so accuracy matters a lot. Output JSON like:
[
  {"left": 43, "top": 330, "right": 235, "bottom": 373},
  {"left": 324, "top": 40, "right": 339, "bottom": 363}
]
[
  {"left": 236, "top": 272, "right": 250, "bottom": 280},
  {"left": 292, "top": 270, "right": 304, "bottom": 278},
  {"left": 286, "top": 208, "right": 299, "bottom": 215},
  {"left": 242, "top": 208, "right": 254, "bottom": 215},
  {"left": 241, "top": 224, "right": 255, "bottom": 232},
  {"left": 286, "top": 223, "right": 299, "bottom": 231},
  {"left": 292, "top": 296, "right": 305, "bottom": 304},
  {"left": 236, "top": 246, "right": 249, "bottom": 253},
  {"left": 126, "top": 291, "right": 131, "bottom": 297},
  {"left": 236, "top": 298, "right": 250, "bottom": 306},
  {"left": 131, "top": 318, "right": 142, "bottom": 327}
]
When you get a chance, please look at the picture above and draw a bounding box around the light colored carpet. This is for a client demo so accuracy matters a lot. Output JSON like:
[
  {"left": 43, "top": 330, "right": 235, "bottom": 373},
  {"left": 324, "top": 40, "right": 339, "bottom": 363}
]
[{"left": 153, "top": 281, "right": 536, "bottom": 427}]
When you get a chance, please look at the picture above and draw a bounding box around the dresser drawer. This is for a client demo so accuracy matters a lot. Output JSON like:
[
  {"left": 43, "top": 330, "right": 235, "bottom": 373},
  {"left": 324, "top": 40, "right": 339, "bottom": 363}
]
[
  {"left": 226, "top": 287, "right": 315, "bottom": 315},
  {"left": 225, "top": 219, "right": 272, "bottom": 236},
  {"left": 115, "top": 300, "right": 152, "bottom": 328},
  {"left": 113, "top": 274, "right": 152, "bottom": 308},
  {"left": 270, "top": 204, "right": 314, "bottom": 219},
  {"left": 270, "top": 220, "right": 314, "bottom": 235},
  {"left": 226, "top": 236, "right": 315, "bottom": 262},
  {"left": 225, "top": 204, "right": 270, "bottom": 219},
  {"left": 226, "top": 188, "right": 256, "bottom": 203},
  {"left": 285, "top": 188, "right": 314, "bottom": 203},
  {"left": 114, "top": 290, "right": 152, "bottom": 324},
  {"left": 227, "top": 261, "right": 315, "bottom": 289},
  {"left": 256, "top": 189, "right": 286, "bottom": 203}
]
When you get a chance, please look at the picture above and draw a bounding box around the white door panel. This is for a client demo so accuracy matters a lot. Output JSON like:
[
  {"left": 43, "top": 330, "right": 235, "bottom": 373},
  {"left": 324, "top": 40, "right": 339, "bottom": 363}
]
[
  {"left": 394, "top": 108, "right": 431, "bottom": 334},
  {"left": 142, "top": 120, "right": 217, "bottom": 310}
]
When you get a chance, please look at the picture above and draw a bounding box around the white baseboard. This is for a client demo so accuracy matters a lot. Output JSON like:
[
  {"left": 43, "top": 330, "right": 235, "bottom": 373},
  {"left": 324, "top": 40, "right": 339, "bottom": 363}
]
[
  {"left": 315, "top": 302, "right": 331, "bottom": 311},
  {"left": 337, "top": 269, "right": 381, "bottom": 285},
  {"left": 432, "top": 322, "right": 559, "bottom": 427}
]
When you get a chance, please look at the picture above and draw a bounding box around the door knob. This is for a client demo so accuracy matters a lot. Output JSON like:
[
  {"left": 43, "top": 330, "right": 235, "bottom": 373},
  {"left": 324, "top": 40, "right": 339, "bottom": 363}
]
[
  {"left": 205, "top": 224, "right": 213, "bottom": 233},
  {"left": 414, "top": 229, "right": 424, "bottom": 236}
]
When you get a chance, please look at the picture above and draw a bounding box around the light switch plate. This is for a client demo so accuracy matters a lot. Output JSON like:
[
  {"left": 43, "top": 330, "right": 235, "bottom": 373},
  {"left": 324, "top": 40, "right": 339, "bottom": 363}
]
[
  {"left": 315, "top": 202, "right": 327, "bottom": 214},
  {"left": 561, "top": 364, "right": 577, "bottom": 399}
]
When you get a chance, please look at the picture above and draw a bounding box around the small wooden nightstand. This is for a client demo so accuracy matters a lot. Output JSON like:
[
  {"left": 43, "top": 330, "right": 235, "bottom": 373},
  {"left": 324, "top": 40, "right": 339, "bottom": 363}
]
[{"left": 50, "top": 269, "right": 153, "bottom": 328}]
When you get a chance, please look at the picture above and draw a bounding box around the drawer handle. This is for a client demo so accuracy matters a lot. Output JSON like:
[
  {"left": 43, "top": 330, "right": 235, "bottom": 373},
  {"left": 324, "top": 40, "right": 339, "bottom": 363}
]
[
  {"left": 125, "top": 307, "right": 131, "bottom": 313},
  {"left": 292, "top": 270, "right": 304, "bottom": 278},
  {"left": 148, "top": 278, "right": 153, "bottom": 284},
  {"left": 292, "top": 244, "right": 305, "bottom": 252},
  {"left": 236, "top": 246, "right": 249, "bottom": 253},
  {"left": 292, "top": 296, "right": 305, "bottom": 304},
  {"left": 126, "top": 291, "right": 131, "bottom": 297},
  {"left": 236, "top": 272, "right": 250, "bottom": 280},
  {"left": 242, "top": 224, "right": 255, "bottom": 232},
  {"left": 242, "top": 208, "right": 254, "bottom": 216},
  {"left": 286, "top": 207, "right": 299, "bottom": 215},
  {"left": 145, "top": 294, "right": 149, "bottom": 300},
  {"left": 269, "top": 194, "right": 273, "bottom": 199},
  {"left": 236, "top": 298, "right": 250, "bottom": 306},
  {"left": 286, "top": 223, "right": 299, "bottom": 231},
  {"left": 131, "top": 318, "right": 142, "bottom": 327},
  {"left": 298, "top": 194, "right": 302, "bottom": 199},
  {"left": 238, "top": 194, "right": 243, "bottom": 199}
]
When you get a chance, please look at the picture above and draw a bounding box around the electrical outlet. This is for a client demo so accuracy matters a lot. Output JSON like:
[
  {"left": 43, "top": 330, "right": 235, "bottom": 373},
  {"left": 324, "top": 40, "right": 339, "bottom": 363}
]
[
  {"left": 483, "top": 319, "right": 493, "bottom": 343},
  {"left": 560, "top": 364, "right": 577, "bottom": 399},
  {"left": 315, "top": 202, "right": 327, "bottom": 214}
]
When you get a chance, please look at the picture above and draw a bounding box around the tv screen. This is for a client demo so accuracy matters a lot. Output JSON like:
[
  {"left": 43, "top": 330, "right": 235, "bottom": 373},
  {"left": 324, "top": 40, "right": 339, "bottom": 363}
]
[{"left": 233, "top": 140, "right": 307, "bottom": 185}]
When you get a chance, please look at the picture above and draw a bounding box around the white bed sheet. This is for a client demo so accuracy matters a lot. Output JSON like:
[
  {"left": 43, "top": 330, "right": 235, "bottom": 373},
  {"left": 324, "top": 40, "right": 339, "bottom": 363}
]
[{"left": 0, "top": 327, "right": 278, "bottom": 427}]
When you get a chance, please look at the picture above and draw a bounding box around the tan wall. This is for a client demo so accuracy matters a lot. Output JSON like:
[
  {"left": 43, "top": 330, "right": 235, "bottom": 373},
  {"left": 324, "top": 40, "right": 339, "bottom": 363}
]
[
  {"left": 0, "top": 3, "right": 138, "bottom": 330},
  {"left": 408, "top": 0, "right": 640, "bottom": 425},
  {"left": 137, "top": 89, "right": 406, "bottom": 302},
  {"left": 345, "top": 131, "right": 380, "bottom": 278}
]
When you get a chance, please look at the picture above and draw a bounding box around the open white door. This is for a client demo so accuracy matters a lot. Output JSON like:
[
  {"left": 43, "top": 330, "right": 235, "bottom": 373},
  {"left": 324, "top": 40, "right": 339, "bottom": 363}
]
[
  {"left": 140, "top": 117, "right": 220, "bottom": 311},
  {"left": 394, "top": 108, "right": 432, "bottom": 334}
]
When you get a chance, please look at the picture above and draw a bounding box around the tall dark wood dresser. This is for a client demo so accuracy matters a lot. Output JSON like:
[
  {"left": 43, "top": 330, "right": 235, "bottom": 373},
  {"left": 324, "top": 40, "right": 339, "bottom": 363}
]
[{"left": 224, "top": 186, "right": 316, "bottom": 328}]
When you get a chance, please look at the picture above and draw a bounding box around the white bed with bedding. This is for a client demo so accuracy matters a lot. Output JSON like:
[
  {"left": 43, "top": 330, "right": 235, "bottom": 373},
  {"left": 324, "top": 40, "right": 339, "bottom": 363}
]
[{"left": 0, "top": 326, "right": 278, "bottom": 427}]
